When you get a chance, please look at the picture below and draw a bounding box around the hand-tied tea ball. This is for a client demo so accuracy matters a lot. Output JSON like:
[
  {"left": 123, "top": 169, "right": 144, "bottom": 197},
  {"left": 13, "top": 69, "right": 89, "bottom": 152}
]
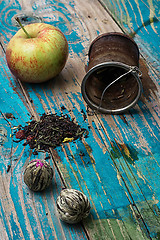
[
  {"left": 56, "top": 189, "right": 91, "bottom": 224},
  {"left": 24, "top": 159, "right": 53, "bottom": 191}
]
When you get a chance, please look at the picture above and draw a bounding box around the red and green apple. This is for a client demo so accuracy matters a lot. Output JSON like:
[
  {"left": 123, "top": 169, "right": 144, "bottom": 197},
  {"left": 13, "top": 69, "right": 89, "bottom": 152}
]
[{"left": 6, "top": 21, "right": 69, "bottom": 83}]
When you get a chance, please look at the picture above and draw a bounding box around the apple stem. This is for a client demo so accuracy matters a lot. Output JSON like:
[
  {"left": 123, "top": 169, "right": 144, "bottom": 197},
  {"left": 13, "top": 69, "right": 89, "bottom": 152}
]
[{"left": 15, "top": 17, "right": 31, "bottom": 38}]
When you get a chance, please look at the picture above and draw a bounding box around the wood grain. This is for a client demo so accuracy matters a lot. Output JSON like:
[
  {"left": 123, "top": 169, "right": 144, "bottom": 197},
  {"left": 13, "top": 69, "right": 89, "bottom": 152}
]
[
  {"left": 0, "top": 0, "right": 160, "bottom": 239},
  {"left": 0, "top": 56, "right": 88, "bottom": 240},
  {"left": 99, "top": 0, "right": 160, "bottom": 76}
]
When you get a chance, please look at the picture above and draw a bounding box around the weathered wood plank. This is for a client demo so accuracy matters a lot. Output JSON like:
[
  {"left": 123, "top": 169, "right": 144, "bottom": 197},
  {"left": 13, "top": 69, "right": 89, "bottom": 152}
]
[
  {"left": 0, "top": 1, "right": 146, "bottom": 239},
  {"left": 0, "top": 0, "right": 160, "bottom": 239},
  {"left": 0, "top": 53, "right": 149, "bottom": 240},
  {"left": 0, "top": 51, "right": 88, "bottom": 239},
  {"left": 99, "top": 0, "right": 160, "bottom": 75}
]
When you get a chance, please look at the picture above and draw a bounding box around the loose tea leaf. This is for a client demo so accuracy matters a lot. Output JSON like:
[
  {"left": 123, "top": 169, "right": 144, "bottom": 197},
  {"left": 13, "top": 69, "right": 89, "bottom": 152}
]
[{"left": 14, "top": 113, "right": 88, "bottom": 154}]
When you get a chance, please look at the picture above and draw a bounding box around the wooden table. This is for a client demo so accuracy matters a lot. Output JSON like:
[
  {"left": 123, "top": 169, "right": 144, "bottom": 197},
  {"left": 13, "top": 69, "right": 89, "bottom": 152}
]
[{"left": 0, "top": 0, "right": 160, "bottom": 239}]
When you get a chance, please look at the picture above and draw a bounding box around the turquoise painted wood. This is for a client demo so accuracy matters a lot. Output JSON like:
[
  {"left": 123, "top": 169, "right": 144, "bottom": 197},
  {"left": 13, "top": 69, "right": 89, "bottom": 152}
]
[
  {"left": 0, "top": 53, "right": 88, "bottom": 239},
  {"left": 0, "top": 0, "right": 160, "bottom": 239},
  {"left": 99, "top": 0, "right": 160, "bottom": 75}
]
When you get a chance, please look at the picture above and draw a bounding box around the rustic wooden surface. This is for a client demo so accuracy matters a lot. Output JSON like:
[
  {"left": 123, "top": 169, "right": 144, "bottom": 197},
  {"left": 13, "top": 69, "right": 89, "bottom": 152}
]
[
  {"left": 0, "top": 0, "right": 160, "bottom": 239},
  {"left": 99, "top": 0, "right": 160, "bottom": 75}
]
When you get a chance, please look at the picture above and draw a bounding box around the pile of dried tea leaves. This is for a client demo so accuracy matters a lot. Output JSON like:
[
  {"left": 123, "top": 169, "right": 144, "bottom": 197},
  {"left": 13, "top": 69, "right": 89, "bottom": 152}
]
[{"left": 14, "top": 113, "right": 88, "bottom": 155}]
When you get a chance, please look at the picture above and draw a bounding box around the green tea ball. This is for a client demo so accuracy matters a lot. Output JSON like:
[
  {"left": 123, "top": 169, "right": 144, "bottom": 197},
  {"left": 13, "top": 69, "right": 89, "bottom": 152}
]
[
  {"left": 24, "top": 159, "right": 53, "bottom": 191},
  {"left": 56, "top": 189, "right": 91, "bottom": 224}
]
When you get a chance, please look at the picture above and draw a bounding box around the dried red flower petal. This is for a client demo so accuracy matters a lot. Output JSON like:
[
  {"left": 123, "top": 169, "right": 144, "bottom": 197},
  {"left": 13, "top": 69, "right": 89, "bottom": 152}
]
[
  {"left": 16, "top": 130, "right": 25, "bottom": 139},
  {"left": 26, "top": 135, "right": 34, "bottom": 141}
]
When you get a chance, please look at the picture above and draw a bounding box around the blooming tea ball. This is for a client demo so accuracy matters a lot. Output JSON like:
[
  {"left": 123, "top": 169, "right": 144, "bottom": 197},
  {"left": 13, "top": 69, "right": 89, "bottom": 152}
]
[
  {"left": 24, "top": 159, "right": 53, "bottom": 191},
  {"left": 56, "top": 189, "right": 91, "bottom": 224}
]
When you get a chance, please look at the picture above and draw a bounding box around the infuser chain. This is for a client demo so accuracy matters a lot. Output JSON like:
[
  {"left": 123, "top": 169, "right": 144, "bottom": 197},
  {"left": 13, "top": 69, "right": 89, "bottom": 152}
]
[{"left": 130, "top": 66, "right": 142, "bottom": 77}]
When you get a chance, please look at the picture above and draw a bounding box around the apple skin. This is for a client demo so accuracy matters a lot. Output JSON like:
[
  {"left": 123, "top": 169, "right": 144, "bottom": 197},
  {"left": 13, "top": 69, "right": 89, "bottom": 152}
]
[{"left": 6, "top": 23, "right": 69, "bottom": 83}]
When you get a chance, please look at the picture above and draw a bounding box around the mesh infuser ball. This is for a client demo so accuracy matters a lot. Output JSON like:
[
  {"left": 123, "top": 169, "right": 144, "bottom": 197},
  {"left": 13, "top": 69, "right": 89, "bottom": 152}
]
[
  {"left": 24, "top": 159, "right": 53, "bottom": 191},
  {"left": 56, "top": 189, "right": 91, "bottom": 224}
]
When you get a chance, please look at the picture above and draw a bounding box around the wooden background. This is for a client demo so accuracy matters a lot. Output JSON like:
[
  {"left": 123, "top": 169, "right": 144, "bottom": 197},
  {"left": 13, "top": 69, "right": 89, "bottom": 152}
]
[
  {"left": 0, "top": 0, "right": 160, "bottom": 239},
  {"left": 100, "top": 0, "right": 160, "bottom": 75}
]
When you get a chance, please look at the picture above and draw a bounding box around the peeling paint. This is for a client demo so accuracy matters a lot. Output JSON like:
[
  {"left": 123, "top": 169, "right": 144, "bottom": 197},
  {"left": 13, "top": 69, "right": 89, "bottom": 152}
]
[{"left": 110, "top": 140, "right": 139, "bottom": 165}]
